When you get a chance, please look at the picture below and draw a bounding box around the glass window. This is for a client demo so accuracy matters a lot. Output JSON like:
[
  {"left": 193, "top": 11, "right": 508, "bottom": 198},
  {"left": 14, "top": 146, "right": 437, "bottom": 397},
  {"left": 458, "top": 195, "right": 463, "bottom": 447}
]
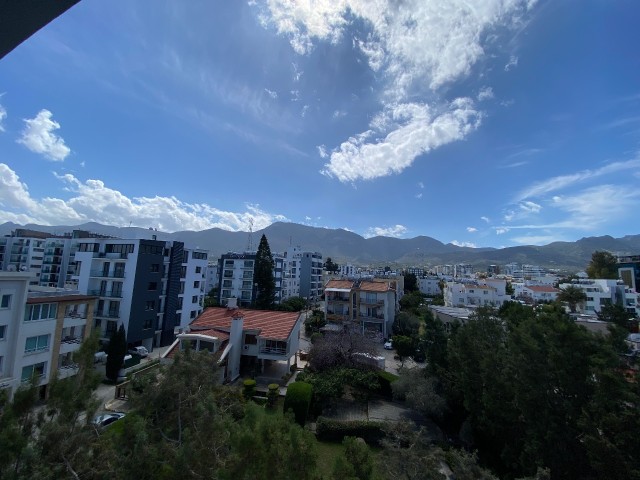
[
  {"left": 25, "top": 334, "right": 50, "bottom": 353},
  {"left": 21, "top": 362, "right": 46, "bottom": 382},
  {"left": 1, "top": 294, "right": 11, "bottom": 309},
  {"left": 0, "top": 325, "right": 6, "bottom": 340}
]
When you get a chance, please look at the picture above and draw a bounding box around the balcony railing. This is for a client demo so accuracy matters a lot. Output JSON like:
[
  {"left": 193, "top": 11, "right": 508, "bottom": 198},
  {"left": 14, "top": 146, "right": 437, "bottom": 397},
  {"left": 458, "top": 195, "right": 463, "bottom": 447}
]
[
  {"left": 359, "top": 298, "right": 384, "bottom": 305},
  {"left": 60, "top": 336, "right": 82, "bottom": 344},
  {"left": 90, "top": 270, "right": 125, "bottom": 278},
  {"left": 259, "top": 347, "right": 287, "bottom": 356},
  {"left": 65, "top": 311, "right": 88, "bottom": 319},
  {"left": 95, "top": 311, "right": 120, "bottom": 319},
  {"left": 89, "top": 289, "right": 123, "bottom": 298}
]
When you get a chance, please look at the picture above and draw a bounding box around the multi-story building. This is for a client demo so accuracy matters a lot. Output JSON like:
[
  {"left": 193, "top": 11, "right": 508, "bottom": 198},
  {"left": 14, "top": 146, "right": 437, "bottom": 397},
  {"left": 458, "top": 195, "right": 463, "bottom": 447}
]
[
  {"left": 444, "top": 279, "right": 511, "bottom": 308},
  {"left": 280, "top": 247, "right": 323, "bottom": 301},
  {"left": 0, "top": 229, "right": 48, "bottom": 285},
  {"left": 216, "top": 252, "right": 284, "bottom": 307},
  {"left": 618, "top": 255, "right": 640, "bottom": 292},
  {"left": 324, "top": 279, "right": 398, "bottom": 338},
  {"left": 406, "top": 267, "right": 425, "bottom": 277},
  {"left": 205, "top": 261, "right": 219, "bottom": 294},
  {"left": 0, "top": 271, "right": 95, "bottom": 400},
  {"left": 339, "top": 264, "right": 357, "bottom": 277},
  {"left": 558, "top": 279, "right": 639, "bottom": 316},
  {"left": 419, "top": 276, "right": 442, "bottom": 296},
  {"left": 521, "top": 285, "right": 560, "bottom": 304},
  {"left": 74, "top": 238, "right": 208, "bottom": 349}
]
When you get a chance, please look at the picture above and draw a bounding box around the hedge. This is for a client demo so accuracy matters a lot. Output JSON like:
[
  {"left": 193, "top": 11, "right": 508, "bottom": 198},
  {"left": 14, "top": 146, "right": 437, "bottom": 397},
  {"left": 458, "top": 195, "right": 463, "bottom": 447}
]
[
  {"left": 243, "top": 379, "right": 257, "bottom": 399},
  {"left": 283, "top": 381, "right": 312, "bottom": 425},
  {"left": 377, "top": 370, "right": 399, "bottom": 398},
  {"left": 315, "top": 417, "right": 385, "bottom": 445}
]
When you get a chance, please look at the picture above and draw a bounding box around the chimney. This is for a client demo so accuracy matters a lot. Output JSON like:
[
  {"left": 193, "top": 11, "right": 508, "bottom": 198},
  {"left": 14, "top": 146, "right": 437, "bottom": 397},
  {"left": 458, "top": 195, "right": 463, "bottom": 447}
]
[{"left": 228, "top": 310, "right": 244, "bottom": 381}]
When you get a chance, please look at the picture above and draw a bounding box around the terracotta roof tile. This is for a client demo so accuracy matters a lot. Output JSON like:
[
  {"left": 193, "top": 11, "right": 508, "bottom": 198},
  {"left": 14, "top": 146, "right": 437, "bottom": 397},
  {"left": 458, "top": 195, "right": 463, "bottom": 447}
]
[
  {"left": 525, "top": 285, "right": 559, "bottom": 293},
  {"left": 358, "top": 281, "right": 394, "bottom": 292},
  {"left": 325, "top": 280, "right": 355, "bottom": 289},
  {"left": 190, "top": 307, "right": 301, "bottom": 340}
]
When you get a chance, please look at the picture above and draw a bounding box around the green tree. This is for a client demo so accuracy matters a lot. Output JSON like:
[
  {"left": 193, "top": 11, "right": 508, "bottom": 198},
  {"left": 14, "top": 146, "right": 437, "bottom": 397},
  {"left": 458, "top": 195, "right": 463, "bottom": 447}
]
[
  {"left": 332, "top": 436, "right": 378, "bottom": 480},
  {"left": 392, "top": 311, "right": 421, "bottom": 337},
  {"left": 254, "top": 234, "right": 276, "bottom": 309},
  {"left": 399, "top": 291, "right": 425, "bottom": 313},
  {"left": 557, "top": 285, "right": 587, "bottom": 313},
  {"left": 105, "top": 324, "right": 127, "bottom": 382},
  {"left": 505, "top": 282, "right": 515, "bottom": 296},
  {"left": 422, "top": 310, "right": 449, "bottom": 374},
  {"left": 586, "top": 250, "right": 618, "bottom": 279},
  {"left": 404, "top": 272, "right": 418, "bottom": 292},
  {"left": 324, "top": 257, "right": 339, "bottom": 273},
  {"left": 204, "top": 287, "right": 219, "bottom": 307},
  {"left": 392, "top": 335, "right": 415, "bottom": 366}
]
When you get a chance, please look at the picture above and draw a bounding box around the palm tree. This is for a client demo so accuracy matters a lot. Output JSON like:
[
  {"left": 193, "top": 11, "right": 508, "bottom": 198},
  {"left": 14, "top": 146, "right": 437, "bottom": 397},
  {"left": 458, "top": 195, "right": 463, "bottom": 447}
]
[{"left": 558, "top": 285, "right": 587, "bottom": 313}]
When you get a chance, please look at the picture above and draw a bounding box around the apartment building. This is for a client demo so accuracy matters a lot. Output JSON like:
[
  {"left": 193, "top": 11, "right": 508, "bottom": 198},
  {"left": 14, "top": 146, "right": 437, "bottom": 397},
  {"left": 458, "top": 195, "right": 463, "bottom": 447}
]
[
  {"left": 280, "top": 247, "right": 323, "bottom": 301},
  {"left": 0, "top": 272, "right": 95, "bottom": 400},
  {"left": 216, "top": 252, "right": 284, "bottom": 307},
  {"left": 559, "top": 279, "right": 639, "bottom": 316},
  {"left": 74, "top": 238, "right": 208, "bottom": 349},
  {"left": 324, "top": 278, "right": 398, "bottom": 338},
  {"left": 521, "top": 285, "right": 560, "bottom": 303},
  {"left": 444, "top": 279, "right": 511, "bottom": 308},
  {"left": 419, "top": 276, "right": 441, "bottom": 296},
  {"left": 618, "top": 255, "right": 640, "bottom": 292},
  {"left": 0, "top": 229, "right": 48, "bottom": 285},
  {"left": 406, "top": 267, "right": 425, "bottom": 277}
]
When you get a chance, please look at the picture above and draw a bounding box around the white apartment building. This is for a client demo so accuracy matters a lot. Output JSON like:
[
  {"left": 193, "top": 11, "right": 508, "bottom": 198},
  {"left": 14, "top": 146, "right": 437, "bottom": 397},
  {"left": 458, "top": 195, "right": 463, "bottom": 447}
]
[
  {"left": 74, "top": 238, "right": 208, "bottom": 349},
  {"left": 419, "top": 277, "right": 442, "bottom": 296},
  {"left": 0, "top": 230, "right": 47, "bottom": 285},
  {"left": 444, "top": 279, "right": 511, "bottom": 308},
  {"left": 521, "top": 285, "right": 560, "bottom": 303},
  {"left": 217, "top": 252, "right": 284, "bottom": 307},
  {"left": 280, "top": 247, "right": 323, "bottom": 301},
  {"left": 205, "top": 261, "right": 219, "bottom": 294},
  {"left": 559, "top": 279, "right": 639, "bottom": 316},
  {"left": 0, "top": 272, "right": 95, "bottom": 400},
  {"left": 339, "top": 264, "right": 358, "bottom": 277}
]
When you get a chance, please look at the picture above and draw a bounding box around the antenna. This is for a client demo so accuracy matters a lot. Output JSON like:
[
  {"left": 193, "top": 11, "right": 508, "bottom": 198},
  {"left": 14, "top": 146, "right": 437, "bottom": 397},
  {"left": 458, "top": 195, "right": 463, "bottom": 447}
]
[{"left": 247, "top": 219, "right": 254, "bottom": 252}]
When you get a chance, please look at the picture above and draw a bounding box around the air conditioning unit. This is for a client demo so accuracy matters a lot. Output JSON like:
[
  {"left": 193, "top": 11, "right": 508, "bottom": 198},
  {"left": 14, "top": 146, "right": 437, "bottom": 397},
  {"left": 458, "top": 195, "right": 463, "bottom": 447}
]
[{"left": 243, "top": 345, "right": 249, "bottom": 350}]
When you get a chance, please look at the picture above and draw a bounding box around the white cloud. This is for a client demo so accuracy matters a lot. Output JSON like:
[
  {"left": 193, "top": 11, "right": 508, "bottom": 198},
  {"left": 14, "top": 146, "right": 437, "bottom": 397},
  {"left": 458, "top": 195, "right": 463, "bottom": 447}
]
[
  {"left": 504, "top": 55, "right": 518, "bottom": 71},
  {"left": 477, "top": 86, "right": 494, "bottom": 101},
  {"left": 301, "top": 105, "right": 309, "bottom": 117},
  {"left": 418, "top": 181, "right": 424, "bottom": 189},
  {"left": 364, "top": 224, "right": 407, "bottom": 238},
  {"left": 317, "top": 145, "right": 328, "bottom": 158},
  {"left": 451, "top": 240, "right": 477, "bottom": 248},
  {"left": 292, "top": 63, "right": 304, "bottom": 82},
  {"left": 321, "top": 99, "right": 482, "bottom": 182},
  {"left": 264, "top": 88, "right": 278, "bottom": 99},
  {"left": 466, "top": 227, "right": 477, "bottom": 232},
  {"left": 332, "top": 109, "right": 347, "bottom": 119},
  {"left": 0, "top": 101, "right": 6, "bottom": 132},
  {"left": 516, "top": 158, "right": 640, "bottom": 201},
  {"left": 519, "top": 200, "right": 541, "bottom": 213},
  {"left": 17, "top": 109, "right": 71, "bottom": 161},
  {"left": 415, "top": 193, "right": 423, "bottom": 199},
  {"left": 0, "top": 164, "right": 289, "bottom": 232},
  {"left": 510, "top": 235, "right": 558, "bottom": 245},
  {"left": 258, "top": 0, "right": 534, "bottom": 181},
  {"left": 480, "top": 216, "right": 490, "bottom": 223},
  {"left": 495, "top": 227, "right": 509, "bottom": 234}
]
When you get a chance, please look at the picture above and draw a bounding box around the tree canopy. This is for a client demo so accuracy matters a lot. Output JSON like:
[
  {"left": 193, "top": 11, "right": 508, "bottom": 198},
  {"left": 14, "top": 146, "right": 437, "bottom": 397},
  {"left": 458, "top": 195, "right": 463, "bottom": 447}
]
[
  {"left": 586, "top": 250, "right": 619, "bottom": 279},
  {"left": 254, "top": 234, "right": 276, "bottom": 309},
  {"left": 324, "top": 257, "right": 339, "bottom": 273},
  {"left": 105, "top": 324, "right": 127, "bottom": 381},
  {"left": 557, "top": 284, "right": 587, "bottom": 313}
]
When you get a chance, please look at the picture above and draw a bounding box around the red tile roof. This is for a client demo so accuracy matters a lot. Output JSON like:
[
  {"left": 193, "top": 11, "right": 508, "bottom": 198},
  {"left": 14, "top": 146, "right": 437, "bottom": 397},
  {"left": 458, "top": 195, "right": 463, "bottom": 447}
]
[
  {"left": 191, "top": 307, "right": 301, "bottom": 340},
  {"left": 359, "top": 281, "right": 394, "bottom": 292},
  {"left": 325, "top": 280, "right": 355, "bottom": 289},
  {"left": 525, "top": 285, "right": 559, "bottom": 293}
]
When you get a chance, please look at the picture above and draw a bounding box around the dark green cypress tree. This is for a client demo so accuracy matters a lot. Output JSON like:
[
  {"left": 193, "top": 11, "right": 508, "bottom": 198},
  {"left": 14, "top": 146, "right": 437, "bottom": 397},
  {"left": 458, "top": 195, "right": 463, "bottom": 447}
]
[
  {"left": 254, "top": 234, "right": 276, "bottom": 309},
  {"left": 105, "top": 324, "right": 127, "bottom": 381}
]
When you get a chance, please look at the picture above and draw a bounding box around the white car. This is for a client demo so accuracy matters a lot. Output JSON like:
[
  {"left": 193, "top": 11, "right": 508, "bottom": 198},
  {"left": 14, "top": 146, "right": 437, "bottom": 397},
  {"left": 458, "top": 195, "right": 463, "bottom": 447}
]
[
  {"left": 128, "top": 346, "right": 149, "bottom": 357},
  {"left": 93, "top": 412, "right": 125, "bottom": 428},
  {"left": 384, "top": 340, "right": 393, "bottom": 350}
]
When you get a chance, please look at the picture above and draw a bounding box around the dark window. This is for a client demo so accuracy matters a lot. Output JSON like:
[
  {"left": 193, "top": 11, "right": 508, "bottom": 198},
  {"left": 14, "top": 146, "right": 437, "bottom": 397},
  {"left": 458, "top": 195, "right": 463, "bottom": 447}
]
[
  {"left": 192, "top": 252, "right": 207, "bottom": 260},
  {"left": 148, "top": 282, "right": 157, "bottom": 291},
  {"left": 150, "top": 264, "right": 160, "bottom": 272},
  {"left": 143, "top": 318, "right": 153, "bottom": 330},
  {"left": 194, "top": 281, "right": 200, "bottom": 288}
]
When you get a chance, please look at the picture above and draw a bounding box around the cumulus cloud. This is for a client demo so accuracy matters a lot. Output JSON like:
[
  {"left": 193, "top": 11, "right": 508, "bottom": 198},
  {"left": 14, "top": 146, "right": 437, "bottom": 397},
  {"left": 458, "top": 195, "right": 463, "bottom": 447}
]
[
  {"left": 364, "top": 224, "right": 407, "bottom": 238},
  {"left": 477, "top": 86, "right": 494, "bottom": 101},
  {"left": 480, "top": 216, "right": 490, "bottom": 223},
  {"left": 415, "top": 193, "right": 423, "bottom": 199},
  {"left": 0, "top": 164, "right": 289, "bottom": 232},
  {"left": 418, "top": 181, "right": 424, "bottom": 189},
  {"left": 466, "top": 226, "right": 477, "bottom": 232},
  {"left": 321, "top": 99, "right": 482, "bottom": 182},
  {"left": 317, "top": 145, "right": 328, "bottom": 158},
  {"left": 504, "top": 55, "right": 518, "bottom": 71},
  {"left": 510, "top": 235, "right": 559, "bottom": 245},
  {"left": 451, "top": 240, "right": 477, "bottom": 248},
  {"left": 17, "top": 109, "right": 71, "bottom": 161},
  {"left": 495, "top": 227, "right": 509, "bottom": 234},
  {"left": 257, "top": 0, "right": 534, "bottom": 181}
]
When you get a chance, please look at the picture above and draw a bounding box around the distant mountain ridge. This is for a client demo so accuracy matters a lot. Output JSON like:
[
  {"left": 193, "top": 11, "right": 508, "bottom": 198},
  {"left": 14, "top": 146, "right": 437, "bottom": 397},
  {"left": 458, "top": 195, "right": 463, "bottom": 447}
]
[{"left": 1, "top": 221, "right": 639, "bottom": 270}]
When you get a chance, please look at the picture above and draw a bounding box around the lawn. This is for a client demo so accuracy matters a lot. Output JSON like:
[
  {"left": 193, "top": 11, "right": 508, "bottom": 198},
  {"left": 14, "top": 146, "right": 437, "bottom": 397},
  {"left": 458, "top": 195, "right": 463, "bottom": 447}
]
[{"left": 315, "top": 440, "right": 345, "bottom": 478}]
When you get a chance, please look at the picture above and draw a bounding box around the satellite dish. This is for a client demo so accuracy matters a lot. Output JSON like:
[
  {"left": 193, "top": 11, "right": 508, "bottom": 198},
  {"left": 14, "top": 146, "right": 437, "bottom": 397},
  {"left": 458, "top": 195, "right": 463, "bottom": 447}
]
[{"left": 20, "top": 266, "right": 28, "bottom": 272}]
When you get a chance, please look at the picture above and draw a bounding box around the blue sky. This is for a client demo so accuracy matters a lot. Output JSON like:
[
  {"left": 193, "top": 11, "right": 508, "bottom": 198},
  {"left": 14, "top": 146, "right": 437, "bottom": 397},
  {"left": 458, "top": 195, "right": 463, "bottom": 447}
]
[{"left": 0, "top": 0, "right": 639, "bottom": 248}]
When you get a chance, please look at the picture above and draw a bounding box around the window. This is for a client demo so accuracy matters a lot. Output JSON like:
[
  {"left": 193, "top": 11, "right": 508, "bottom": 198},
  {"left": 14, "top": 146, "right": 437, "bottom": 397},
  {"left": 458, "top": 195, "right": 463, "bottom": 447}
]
[
  {"left": 24, "top": 303, "right": 58, "bottom": 321},
  {"left": 1, "top": 294, "right": 11, "bottom": 309},
  {"left": 190, "top": 310, "right": 196, "bottom": 319},
  {"left": 139, "top": 244, "right": 163, "bottom": 255},
  {"left": 180, "top": 266, "right": 187, "bottom": 278},
  {"left": 25, "top": 334, "right": 50, "bottom": 354},
  {"left": 0, "top": 325, "right": 6, "bottom": 340},
  {"left": 244, "top": 260, "right": 254, "bottom": 268},
  {"left": 179, "top": 282, "right": 185, "bottom": 294},
  {"left": 245, "top": 334, "right": 257, "bottom": 345},
  {"left": 143, "top": 318, "right": 153, "bottom": 330},
  {"left": 192, "top": 295, "right": 198, "bottom": 303},
  {"left": 105, "top": 243, "right": 135, "bottom": 254},
  {"left": 148, "top": 282, "right": 157, "bottom": 291},
  {"left": 243, "top": 271, "right": 253, "bottom": 278},
  {"left": 145, "top": 301, "right": 155, "bottom": 311},
  {"left": 78, "top": 243, "right": 98, "bottom": 252},
  {"left": 225, "top": 260, "right": 235, "bottom": 267},
  {"left": 241, "top": 291, "right": 251, "bottom": 300},
  {"left": 177, "top": 297, "right": 183, "bottom": 310},
  {"left": 21, "top": 362, "right": 46, "bottom": 382},
  {"left": 242, "top": 281, "right": 252, "bottom": 289},
  {"left": 223, "top": 280, "right": 232, "bottom": 288},
  {"left": 195, "top": 266, "right": 202, "bottom": 274},
  {"left": 192, "top": 251, "right": 207, "bottom": 260},
  {"left": 150, "top": 263, "right": 160, "bottom": 272},
  {"left": 222, "top": 290, "right": 231, "bottom": 298},
  {"left": 0, "top": 356, "right": 3, "bottom": 374},
  {"left": 223, "top": 270, "right": 233, "bottom": 278},
  {"left": 193, "top": 281, "right": 200, "bottom": 288}
]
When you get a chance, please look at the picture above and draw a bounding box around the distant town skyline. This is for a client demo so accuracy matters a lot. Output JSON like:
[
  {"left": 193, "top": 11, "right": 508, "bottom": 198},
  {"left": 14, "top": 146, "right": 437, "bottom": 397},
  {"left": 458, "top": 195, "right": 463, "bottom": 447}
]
[{"left": 0, "top": 1, "right": 638, "bottom": 248}]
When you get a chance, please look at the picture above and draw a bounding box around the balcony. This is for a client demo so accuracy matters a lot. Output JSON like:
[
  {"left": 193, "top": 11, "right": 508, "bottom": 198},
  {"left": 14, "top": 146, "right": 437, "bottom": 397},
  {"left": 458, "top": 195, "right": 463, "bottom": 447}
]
[
  {"left": 60, "top": 335, "right": 83, "bottom": 344},
  {"left": 89, "top": 289, "right": 123, "bottom": 298},
  {"left": 95, "top": 310, "right": 120, "bottom": 319},
  {"left": 90, "top": 270, "right": 125, "bottom": 278},
  {"left": 326, "top": 295, "right": 351, "bottom": 303},
  {"left": 359, "top": 298, "right": 384, "bottom": 305},
  {"left": 57, "top": 365, "right": 79, "bottom": 379},
  {"left": 259, "top": 346, "right": 287, "bottom": 356},
  {"left": 93, "top": 252, "right": 129, "bottom": 259}
]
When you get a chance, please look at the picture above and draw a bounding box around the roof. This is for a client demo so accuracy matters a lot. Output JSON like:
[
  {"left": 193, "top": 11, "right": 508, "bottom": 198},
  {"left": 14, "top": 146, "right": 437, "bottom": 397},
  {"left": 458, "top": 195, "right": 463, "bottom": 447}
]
[
  {"left": 191, "top": 307, "right": 301, "bottom": 340},
  {"left": 27, "top": 293, "right": 97, "bottom": 304},
  {"left": 325, "top": 280, "right": 355, "bottom": 290},
  {"left": 525, "top": 285, "right": 559, "bottom": 293},
  {"left": 358, "top": 281, "right": 394, "bottom": 292}
]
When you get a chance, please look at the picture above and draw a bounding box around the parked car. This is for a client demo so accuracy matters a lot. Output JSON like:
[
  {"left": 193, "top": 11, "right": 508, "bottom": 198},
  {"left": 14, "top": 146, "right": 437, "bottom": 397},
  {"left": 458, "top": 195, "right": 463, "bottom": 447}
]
[
  {"left": 384, "top": 340, "right": 393, "bottom": 350},
  {"left": 128, "top": 346, "right": 149, "bottom": 357},
  {"left": 93, "top": 412, "right": 125, "bottom": 428}
]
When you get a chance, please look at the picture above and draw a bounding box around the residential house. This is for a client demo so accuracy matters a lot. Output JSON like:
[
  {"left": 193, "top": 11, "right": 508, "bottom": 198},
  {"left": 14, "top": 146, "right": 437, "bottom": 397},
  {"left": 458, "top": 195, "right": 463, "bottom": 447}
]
[
  {"left": 444, "top": 279, "right": 511, "bottom": 308},
  {"left": 521, "top": 285, "right": 560, "bottom": 304},
  {"left": 558, "top": 279, "right": 639, "bottom": 316}
]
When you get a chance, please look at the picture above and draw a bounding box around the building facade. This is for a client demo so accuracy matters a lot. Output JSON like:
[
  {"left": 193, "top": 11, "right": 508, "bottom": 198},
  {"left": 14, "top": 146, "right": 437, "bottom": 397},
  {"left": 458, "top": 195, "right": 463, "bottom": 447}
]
[{"left": 216, "top": 252, "right": 284, "bottom": 307}]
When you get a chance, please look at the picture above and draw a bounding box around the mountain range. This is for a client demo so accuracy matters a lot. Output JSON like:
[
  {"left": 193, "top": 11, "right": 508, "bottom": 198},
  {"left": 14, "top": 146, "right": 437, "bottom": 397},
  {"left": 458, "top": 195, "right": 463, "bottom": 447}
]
[{"left": 1, "top": 221, "right": 639, "bottom": 271}]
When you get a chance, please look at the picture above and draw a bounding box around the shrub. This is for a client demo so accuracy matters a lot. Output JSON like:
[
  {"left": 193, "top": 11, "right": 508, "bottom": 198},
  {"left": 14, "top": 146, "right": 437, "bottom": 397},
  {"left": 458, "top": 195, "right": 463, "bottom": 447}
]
[
  {"left": 243, "top": 379, "right": 257, "bottom": 399},
  {"left": 283, "top": 381, "right": 312, "bottom": 425},
  {"left": 315, "top": 417, "right": 385, "bottom": 445},
  {"left": 310, "top": 332, "right": 323, "bottom": 344},
  {"left": 267, "top": 383, "right": 279, "bottom": 407},
  {"left": 377, "top": 370, "right": 399, "bottom": 398}
]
